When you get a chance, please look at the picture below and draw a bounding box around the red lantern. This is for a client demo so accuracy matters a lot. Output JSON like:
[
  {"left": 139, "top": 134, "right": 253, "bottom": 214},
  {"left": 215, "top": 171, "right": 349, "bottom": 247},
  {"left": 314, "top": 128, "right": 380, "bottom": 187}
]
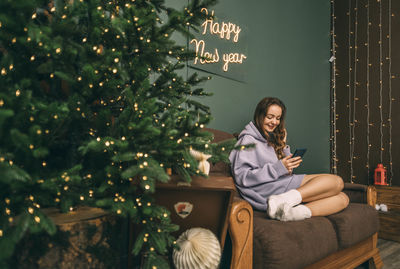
[{"left": 374, "top": 164, "right": 388, "bottom": 185}]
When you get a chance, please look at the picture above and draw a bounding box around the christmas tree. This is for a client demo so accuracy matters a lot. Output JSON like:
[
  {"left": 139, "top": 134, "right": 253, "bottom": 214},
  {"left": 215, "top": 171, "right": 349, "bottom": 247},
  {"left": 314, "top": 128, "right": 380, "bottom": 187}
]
[{"left": 0, "top": 0, "right": 244, "bottom": 267}]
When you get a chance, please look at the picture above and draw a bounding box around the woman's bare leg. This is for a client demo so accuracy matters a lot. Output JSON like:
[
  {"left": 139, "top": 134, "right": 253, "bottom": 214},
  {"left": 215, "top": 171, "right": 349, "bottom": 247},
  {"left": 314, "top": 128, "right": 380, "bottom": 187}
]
[
  {"left": 305, "top": 192, "right": 349, "bottom": 216},
  {"left": 269, "top": 174, "right": 349, "bottom": 220},
  {"left": 298, "top": 174, "right": 344, "bottom": 202}
]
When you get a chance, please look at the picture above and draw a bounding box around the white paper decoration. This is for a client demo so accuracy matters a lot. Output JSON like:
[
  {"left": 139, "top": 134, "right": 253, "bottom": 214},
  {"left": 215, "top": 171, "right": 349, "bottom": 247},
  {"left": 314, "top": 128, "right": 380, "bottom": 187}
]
[
  {"left": 173, "top": 227, "right": 221, "bottom": 269},
  {"left": 189, "top": 149, "right": 212, "bottom": 175}
]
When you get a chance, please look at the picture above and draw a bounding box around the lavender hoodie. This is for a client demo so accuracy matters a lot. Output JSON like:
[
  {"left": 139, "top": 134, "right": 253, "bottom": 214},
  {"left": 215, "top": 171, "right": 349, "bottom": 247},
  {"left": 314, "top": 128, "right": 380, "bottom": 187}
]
[{"left": 229, "top": 121, "right": 305, "bottom": 211}]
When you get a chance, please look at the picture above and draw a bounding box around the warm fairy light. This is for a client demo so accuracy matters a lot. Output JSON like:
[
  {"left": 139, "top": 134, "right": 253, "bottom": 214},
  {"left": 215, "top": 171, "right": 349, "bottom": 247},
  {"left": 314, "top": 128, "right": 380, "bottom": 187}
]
[
  {"left": 114, "top": 58, "right": 119, "bottom": 63},
  {"left": 80, "top": 196, "right": 84, "bottom": 201},
  {"left": 34, "top": 216, "right": 40, "bottom": 223},
  {"left": 112, "top": 68, "right": 118, "bottom": 73},
  {"left": 29, "top": 144, "right": 34, "bottom": 149},
  {"left": 145, "top": 185, "right": 150, "bottom": 190},
  {"left": 32, "top": 13, "right": 37, "bottom": 19},
  {"left": 42, "top": 162, "right": 47, "bottom": 167},
  {"left": 50, "top": 73, "right": 54, "bottom": 78},
  {"left": 62, "top": 14, "right": 67, "bottom": 19},
  {"left": 15, "top": 90, "right": 21, "bottom": 96},
  {"left": 30, "top": 55, "right": 35, "bottom": 61},
  {"left": 82, "top": 37, "right": 87, "bottom": 42},
  {"left": 28, "top": 207, "right": 34, "bottom": 214},
  {"left": 1, "top": 68, "right": 6, "bottom": 75},
  {"left": 56, "top": 48, "right": 61, "bottom": 54}
]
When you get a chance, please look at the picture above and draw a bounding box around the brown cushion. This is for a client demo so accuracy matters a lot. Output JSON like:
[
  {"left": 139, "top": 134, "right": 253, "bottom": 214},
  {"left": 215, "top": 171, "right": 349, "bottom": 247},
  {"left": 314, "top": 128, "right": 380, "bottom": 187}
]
[
  {"left": 343, "top": 183, "right": 368, "bottom": 203},
  {"left": 204, "top": 128, "right": 235, "bottom": 175},
  {"left": 204, "top": 128, "right": 234, "bottom": 142},
  {"left": 253, "top": 211, "right": 338, "bottom": 269},
  {"left": 326, "top": 203, "right": 379, "bottom": 249}
]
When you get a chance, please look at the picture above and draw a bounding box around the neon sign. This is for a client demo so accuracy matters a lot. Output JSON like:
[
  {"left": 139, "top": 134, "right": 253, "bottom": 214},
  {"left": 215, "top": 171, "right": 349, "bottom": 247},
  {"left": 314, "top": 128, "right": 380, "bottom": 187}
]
[{"left": 189, "top": 8, "right": 247, "bottom": 74}]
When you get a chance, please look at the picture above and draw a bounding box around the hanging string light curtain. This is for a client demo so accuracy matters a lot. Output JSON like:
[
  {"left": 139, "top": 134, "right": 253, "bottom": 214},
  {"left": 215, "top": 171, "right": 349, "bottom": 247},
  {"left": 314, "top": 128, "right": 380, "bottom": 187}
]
[
  {"left": 332, "top": 0, "right": 396, "bottom": 186},
  {"left": 331, "top": 0, "right": 338, "bottom": 175}
]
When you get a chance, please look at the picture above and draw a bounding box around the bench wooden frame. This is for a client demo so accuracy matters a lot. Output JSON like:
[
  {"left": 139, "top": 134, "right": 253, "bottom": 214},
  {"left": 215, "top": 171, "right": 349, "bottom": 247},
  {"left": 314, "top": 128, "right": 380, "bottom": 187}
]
[{"left": 227, "top": 185, "right": 383, "bottom": 269}]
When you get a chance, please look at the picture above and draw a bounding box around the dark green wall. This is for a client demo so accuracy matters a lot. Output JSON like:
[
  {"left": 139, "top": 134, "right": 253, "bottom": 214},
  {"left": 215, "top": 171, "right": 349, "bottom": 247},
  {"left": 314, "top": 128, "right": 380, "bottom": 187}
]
[{"left": 175, "top": 0, "right": 331, "bottom": 173}]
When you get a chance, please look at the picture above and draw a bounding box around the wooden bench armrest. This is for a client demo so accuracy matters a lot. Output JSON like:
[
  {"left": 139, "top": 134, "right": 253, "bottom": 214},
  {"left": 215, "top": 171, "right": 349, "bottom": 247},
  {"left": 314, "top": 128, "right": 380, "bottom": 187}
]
[
  {"left": 367, "top": 185, "right": 377, "bottom": 207},
  {"left": 229, "top": 196, "right": 253, "bottom": 269}
]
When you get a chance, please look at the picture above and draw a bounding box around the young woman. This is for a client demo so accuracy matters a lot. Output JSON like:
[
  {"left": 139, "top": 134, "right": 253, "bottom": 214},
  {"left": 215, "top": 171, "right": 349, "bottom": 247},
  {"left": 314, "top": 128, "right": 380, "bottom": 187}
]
[{"left": 229, "top": 97, "right": 349, "bottom": 221}]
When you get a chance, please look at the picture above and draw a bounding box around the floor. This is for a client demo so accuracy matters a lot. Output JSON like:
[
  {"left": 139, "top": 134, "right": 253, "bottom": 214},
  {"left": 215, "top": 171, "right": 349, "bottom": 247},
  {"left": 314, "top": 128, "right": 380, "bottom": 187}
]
[{"left": 377, "top": 238, "right": 400, "bottom": 269}]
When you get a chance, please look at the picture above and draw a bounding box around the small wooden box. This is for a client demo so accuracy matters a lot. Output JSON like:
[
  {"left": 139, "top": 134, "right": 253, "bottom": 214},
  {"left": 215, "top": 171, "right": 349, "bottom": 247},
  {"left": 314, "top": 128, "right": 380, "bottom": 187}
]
[{"left": 376, "top": 185, "right": 400, "bottom": 242}]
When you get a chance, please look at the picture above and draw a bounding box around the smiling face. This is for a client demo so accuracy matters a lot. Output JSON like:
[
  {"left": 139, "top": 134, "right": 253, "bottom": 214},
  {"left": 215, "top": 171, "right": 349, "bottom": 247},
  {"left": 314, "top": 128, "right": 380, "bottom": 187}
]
[{"left": 263, "top": 104, "right": 282, "bottom": 133}]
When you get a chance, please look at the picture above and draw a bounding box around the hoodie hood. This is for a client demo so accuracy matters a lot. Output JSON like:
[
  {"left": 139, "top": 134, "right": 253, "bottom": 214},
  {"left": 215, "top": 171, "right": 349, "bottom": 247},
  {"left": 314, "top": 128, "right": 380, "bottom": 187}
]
[{"left": 238, "top": 121, "right": 267, "bottom": 142}]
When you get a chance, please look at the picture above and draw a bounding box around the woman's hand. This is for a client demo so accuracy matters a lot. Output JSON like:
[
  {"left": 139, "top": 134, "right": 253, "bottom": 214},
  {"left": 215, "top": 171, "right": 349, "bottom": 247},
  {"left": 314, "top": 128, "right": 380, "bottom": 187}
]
[{"left": 281, "top": 154, "right": 302, "bottom": 174}]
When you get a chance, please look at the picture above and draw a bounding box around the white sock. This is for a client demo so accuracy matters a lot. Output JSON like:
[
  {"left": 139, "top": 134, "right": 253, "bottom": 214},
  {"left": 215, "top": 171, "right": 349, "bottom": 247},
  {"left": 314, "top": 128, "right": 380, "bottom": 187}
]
[
  {"left": 279, "top": 204, "right": 312, "bottom": 222},
  {"left": 267, "top": 189, "right": 302, "bottom": 219}
]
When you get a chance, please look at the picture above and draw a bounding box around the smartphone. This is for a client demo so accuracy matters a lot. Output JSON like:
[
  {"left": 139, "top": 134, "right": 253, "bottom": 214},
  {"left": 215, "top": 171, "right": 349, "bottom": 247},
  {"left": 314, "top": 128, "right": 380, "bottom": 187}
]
[{"left": 292, "top": 148, "right": 307, "bottom": 158}]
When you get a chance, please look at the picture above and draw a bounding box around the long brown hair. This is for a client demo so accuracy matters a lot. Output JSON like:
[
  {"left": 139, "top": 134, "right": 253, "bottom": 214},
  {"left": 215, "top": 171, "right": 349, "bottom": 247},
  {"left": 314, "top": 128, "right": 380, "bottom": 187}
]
[{"left": 253, "top": 97, "right": 287, "bottom": 159}]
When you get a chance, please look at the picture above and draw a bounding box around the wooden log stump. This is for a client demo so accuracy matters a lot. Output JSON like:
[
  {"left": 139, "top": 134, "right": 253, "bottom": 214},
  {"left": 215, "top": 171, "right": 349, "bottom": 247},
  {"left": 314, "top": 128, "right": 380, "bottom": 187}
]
[{"left": 12, "top": 207, "right": 127, "bottom": 269}]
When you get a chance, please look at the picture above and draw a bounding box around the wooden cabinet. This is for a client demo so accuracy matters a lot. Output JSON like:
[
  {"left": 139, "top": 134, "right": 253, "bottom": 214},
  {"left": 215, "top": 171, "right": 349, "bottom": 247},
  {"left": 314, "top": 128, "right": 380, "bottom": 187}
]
[
  {"left": 128, "top": 173, "right": 239, "bottom": 268},
  {"left": 376, "top": 186, "right": 400, "bottom": 242},
  {"left": 154, "top": 173, "right": 236, "bottom": 249}
]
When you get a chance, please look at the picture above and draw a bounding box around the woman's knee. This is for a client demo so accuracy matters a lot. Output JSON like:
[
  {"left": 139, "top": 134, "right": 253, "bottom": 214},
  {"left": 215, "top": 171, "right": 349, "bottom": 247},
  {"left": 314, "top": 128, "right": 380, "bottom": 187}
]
[
  {"left": 338, "top": 192, "right": 349, "bottom": 208},
  {"left": 331, "top": 174, "right": 344, "bottom": 192}
]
